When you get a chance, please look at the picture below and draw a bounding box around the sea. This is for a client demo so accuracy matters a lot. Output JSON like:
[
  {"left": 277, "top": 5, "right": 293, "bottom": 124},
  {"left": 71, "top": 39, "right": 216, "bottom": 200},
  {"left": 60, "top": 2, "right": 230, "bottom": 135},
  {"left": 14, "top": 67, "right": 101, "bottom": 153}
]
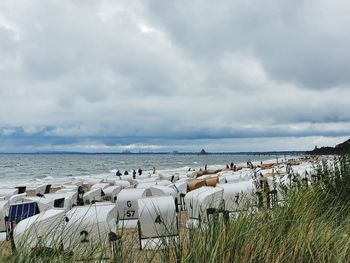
[{"left": 0, "top": 153, "right": 297, "bottom": 187}]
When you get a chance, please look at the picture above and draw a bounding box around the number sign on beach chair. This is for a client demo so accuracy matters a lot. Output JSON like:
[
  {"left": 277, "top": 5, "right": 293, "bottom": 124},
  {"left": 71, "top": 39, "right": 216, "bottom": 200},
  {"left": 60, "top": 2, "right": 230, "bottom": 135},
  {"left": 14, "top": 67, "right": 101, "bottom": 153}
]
[
  {"left": 117, "top": 188, "right": 147, "bottom": 229},
  {"left": 137, "top": 196, "right": 179, "bottom": 250}
]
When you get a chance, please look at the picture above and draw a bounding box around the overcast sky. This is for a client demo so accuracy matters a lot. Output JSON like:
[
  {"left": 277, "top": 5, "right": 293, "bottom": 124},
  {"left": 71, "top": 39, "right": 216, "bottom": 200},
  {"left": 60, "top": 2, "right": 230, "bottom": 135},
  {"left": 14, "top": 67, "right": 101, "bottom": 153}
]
[{"left": 1, "top": 0, "right": 350, "bottom": 152}]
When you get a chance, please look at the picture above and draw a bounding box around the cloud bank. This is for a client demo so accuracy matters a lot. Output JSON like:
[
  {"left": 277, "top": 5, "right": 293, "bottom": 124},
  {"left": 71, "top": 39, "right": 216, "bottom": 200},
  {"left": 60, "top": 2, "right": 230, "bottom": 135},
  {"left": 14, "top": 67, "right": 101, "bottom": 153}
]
[{"left": 0, "top": 0, "right": 349, "bottom": 152}]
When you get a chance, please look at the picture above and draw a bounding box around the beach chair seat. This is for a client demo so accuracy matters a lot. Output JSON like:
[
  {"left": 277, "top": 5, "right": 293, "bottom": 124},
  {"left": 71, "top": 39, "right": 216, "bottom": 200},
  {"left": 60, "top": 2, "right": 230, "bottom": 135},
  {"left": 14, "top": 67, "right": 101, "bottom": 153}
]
[
  {"left": 187, "top": 179, "right": 206, "bottom": 191},
  {"left": 44, "top": 184, "right": 52, "bottom": 194},
  {"left": 205, "top": 177, "right": 219, "bottom": 187},
  {"left": 15, "top": 186, "right": 27, "bottom": 194}
]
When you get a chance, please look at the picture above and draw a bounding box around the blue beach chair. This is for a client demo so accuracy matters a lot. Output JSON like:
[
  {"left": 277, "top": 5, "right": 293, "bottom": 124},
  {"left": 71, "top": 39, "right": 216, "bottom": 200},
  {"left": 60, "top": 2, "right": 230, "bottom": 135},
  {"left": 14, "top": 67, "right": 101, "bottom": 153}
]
[{"left": 5, "top": 202, "right": 40, "bottom": 250}]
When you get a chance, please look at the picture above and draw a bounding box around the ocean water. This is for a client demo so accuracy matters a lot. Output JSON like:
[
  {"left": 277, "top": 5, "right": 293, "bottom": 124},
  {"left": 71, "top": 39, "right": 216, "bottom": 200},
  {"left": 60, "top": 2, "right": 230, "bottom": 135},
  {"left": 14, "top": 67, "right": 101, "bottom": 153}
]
[{"left": 0, "top": 154, "right": 290, "bottom": 187}]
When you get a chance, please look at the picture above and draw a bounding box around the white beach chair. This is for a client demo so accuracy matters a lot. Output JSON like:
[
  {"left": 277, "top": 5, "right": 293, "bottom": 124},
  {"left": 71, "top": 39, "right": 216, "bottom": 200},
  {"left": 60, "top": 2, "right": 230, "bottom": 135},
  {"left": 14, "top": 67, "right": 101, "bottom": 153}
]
[
  {"left": 44, "top": 192, "right": 78, "bottom": 210},
  {"left": 217, "top": 180, "right": 257, "bottom": 219},
  {"left": 112, "top": 180, "right": 131, "bottom": 189},
  {"left": 85, "top": 178, "right": 103, "bottom": 190},
  {"left": 9, "top": 193, "right": 27, "bottom": 204},
  {"left": 102, "top": 186, "right": 122, "bottom": 202},
  {"left": 83, "top": 188, "right": 102, "bottom": 205},
  {"left": 150, "top": 185, "right": 177, "bottom": 198},
  {"left": 62, "top": 203, "right": 118, "bottom": 259},
  {"left": 138, "top": 196, "right": 179, "bottom": 250},
  {"left": 26, "top": 184, "right": 49, "bottom": 196},
  {"left": 13, "top": 208, "right": 66, "bottom": 251},
  {"left": 91, "top": 182, "right": 111, "bottom": 191},
  {"left": 117, "top": 188, "right": 147, "bottom": 229},
  {"left": 184, "top": 187, "right": 224, "bottom": 228},
  {"left": 0, "top": 188, "right": 19, "bottom": 200}
]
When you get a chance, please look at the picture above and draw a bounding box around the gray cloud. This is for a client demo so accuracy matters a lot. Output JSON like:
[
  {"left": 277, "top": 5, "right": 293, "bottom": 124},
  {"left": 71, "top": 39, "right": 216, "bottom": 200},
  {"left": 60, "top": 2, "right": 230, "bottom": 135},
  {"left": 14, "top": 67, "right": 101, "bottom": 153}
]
[
  {"left": 0, "top": 0, "right": 349, "bottom": 152},
  {"left": 145, "top": 0, "right": 350, "bottom": 89}
]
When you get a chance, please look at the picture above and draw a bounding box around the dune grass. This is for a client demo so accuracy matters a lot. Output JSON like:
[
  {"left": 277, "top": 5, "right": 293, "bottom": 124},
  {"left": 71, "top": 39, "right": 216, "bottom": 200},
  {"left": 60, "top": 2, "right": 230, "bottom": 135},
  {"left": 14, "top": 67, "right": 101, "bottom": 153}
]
[{"left": 1, "top": 156, "right": 349, "bottom": 262}]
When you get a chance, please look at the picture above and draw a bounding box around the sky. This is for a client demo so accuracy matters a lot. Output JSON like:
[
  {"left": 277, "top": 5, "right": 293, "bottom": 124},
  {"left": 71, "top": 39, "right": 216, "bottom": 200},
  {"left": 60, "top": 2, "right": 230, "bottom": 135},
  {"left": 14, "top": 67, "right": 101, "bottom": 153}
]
[{"left": 1, "top": 0, "right": 350, "bottom": 153}]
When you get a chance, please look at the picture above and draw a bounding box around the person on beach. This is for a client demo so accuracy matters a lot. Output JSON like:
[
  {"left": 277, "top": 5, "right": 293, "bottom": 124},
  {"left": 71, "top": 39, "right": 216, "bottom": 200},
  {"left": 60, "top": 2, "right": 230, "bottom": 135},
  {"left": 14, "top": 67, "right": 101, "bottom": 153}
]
[
  {"left": 124, "top": 170, "right": 129, "bottom": 175},
  {"left": 116, "top": 170, "right": 121, "bottom": 177},
  {"left": 153, "top": 167, "right": 156, "bottom": 174},
  {"left": 247, "top": 160, "right": 253, "bottom": 169},
  {"left": 226, "top": 164, "right": 229, "bottom": 169},
  {"left": 77, "top": 186, "right": 84, "bottom": 205},
  {"left": 133, "top": 169, "right": 136, "bottom": 179},
  {"left": 138, "top": 168, "right": 142, "bottom": 175},
  {"left": 230, "top": 162, "right": 234, "bottom": 169},
  {"left": 205, "top": 165, "right": 207, "bottom": 170}
]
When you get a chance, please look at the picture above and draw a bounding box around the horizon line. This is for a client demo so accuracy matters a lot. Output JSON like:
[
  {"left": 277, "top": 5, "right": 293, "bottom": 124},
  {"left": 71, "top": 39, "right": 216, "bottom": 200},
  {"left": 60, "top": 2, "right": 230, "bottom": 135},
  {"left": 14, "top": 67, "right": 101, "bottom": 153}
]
[{"left": 0, "top": 150, "right": 306, "bottom": 155}]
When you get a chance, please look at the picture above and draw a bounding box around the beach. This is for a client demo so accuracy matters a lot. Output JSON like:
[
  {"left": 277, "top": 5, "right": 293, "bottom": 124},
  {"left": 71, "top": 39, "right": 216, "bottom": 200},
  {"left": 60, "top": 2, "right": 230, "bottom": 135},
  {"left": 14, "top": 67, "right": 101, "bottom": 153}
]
[{"left": 0, "top": 153, "right": 325, "bottom": 262}]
